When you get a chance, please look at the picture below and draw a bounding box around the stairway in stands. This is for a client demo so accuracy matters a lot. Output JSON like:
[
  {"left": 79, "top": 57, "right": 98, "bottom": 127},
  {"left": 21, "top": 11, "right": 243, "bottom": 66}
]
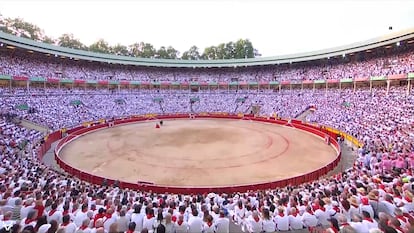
[{"left": 18, "top": 118, "right": 50, "bottom": 133}]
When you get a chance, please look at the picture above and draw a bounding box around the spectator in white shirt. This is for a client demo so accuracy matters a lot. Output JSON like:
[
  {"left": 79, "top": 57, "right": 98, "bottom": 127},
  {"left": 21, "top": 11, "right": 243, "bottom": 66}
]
[
  {"left": 214, "top": 210, "right": 229, "bottom": 233},
  {"left": 188, "top": 209, "right": 203, "bottom": 233},
  {"left": 288, "top": 207, "right": 303, "bottom": 230},
  {"left": 245, "top": 210, "right": 262, "bottom": 233}
]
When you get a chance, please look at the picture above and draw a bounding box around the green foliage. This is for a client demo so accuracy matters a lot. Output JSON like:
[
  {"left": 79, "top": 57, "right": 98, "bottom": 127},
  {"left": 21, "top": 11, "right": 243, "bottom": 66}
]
[
  {"left": 202, "top": 39, "right": 256, "bottom": 60},
  {"left": 111, "top": 43, "right": 129, "bottom": 56},
  {"left": 182, "top": 46, "right": 200, "bottom": 60},
  {"left": 58, "top": 33, "right": 86, "bottom": 50},
  {"left": 89, "top": 39, "right": 110, "bottom": 54},
  {"left": 0, "top": 13, "right": 261, "bottom": 60},
  {"left": 42, "top": 36, "right": 55, "bottom": 44},
  {"left": 129, "top": 42, "right": 156, "bottom": 58}
]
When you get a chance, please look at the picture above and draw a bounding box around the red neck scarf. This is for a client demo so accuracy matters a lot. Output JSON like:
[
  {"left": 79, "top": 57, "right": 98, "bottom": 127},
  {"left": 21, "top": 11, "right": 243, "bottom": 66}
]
[
  {"left": 126, "top": 230, "right": 134, "bottom": 233},
  {"left": 61, "top": 222, "right": 70, "bottom": 227},
  {"left": 146, "top": 214, "right": 153, "bottom": 219},
  {"left": 24, "top": 218, "right": 34, "bottom": 225},
  {"left": 177, "top": 220, "right": 183, "bottom": 226},
  {"left": 49, "top": 209, "right": 57, "bottom": 216},
  {"left": 278, "top": 212, "right": 284, "bottom": 217},
  {"left": 319, "top": 206, "right": 326, "bottom": 212},
  {"left": 330, "top": 227, "right": 339, "bottom": 233},
  {"left": 341, "top": 223, "right": 350, "bottom": 227},
  {"left": 80, "top": 225, "right": 88, "bottom": 230},
  {"left": 171, "top": 216, "right": 177, "bottom": 222},
  {"left": 254, "top": 216, "right": 260, "bottom": 222},
  {"left": 207, "top": 221, "right": 213, "bottom": 227},
  {"left": 405, "top": 196, "right": 412, "bottom": 203},
  {"left": 395, "top": 226, "right": 404, "bottom": 232},
  {"left": 386, "top": 199, "right": 394, "bottom": 204},
  {"left": 397, "top": 215, "right": 407, "bottom": 223},
  {"left": 306, "top": 209, "right": 313, "bottom": 215},
  {"left": 63, "top": 210, "right": 69, "bottom": 216},
  {"left": 364, "top": 218, "right": 374, "bottom": 223}
]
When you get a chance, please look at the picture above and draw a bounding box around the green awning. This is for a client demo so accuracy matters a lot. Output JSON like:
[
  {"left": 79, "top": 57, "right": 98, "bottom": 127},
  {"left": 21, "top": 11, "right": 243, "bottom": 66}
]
[
  {"left": 208, "top": 82, "right": 218, "bottom": 85},
  {"left": 153, "top": 97, "right": 163, "bottom": 103},
  {"left": 109, "top": 81, "right": 119, "bottom": 85},
  {"left": 340, "top": 78, "right": 353, "bottom": 83},
  {"left": 249, "top": 81, "right": 258, "bottom": 85},
  {"left": 190, "top": 82, "right": 199, "bottom": 86},
  {"left": 16, "top": 103, "right": 29, "bottom": 110},
  {"left": 171, "top": 82, "right": 180, "bottom": 85},
  {"left": 0, "top": 75, "right": 12, "bottom": 80},
  {"left": 115, "top": 98, "right": 125, "bottom": 104},
  {"left": 87, "top": 80, "right": 97, "bottom": 84},
  {"left": 60, "top": 79, "right": 73, "bottom": 84},
  {"left": 229, "top": 82, "right": 238, "bottom": 86},
  {"left": 314, "top": 80, "right": 326, "bottom": 84},
  {"left": 236, "top": 97, "right": 246, "bottom": 103},
  {"left": 370, "top": 76, "right": 386, "bottom": 81},
  {"left": 130, "top": 81, "right": 140, "bottom": 85},
  {"left": 269, "top": 81, "right": 279, "bottom": 85},
  {"left": 30, "top": 77, "right": 45, "bottom": 82},
  {"left": 408, "top": 73, "right": 414, "bottom": 79},
  {"left": 70, "top": 100, "right": 82, "bottom": 106}
]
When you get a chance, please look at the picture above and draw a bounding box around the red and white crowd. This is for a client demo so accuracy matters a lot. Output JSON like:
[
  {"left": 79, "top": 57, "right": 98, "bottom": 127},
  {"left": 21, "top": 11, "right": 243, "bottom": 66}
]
[
  {"left": 0, "top": 44, "right": 414, "bottom": 233},
  {"left": 1, "top": 43, "right": 414, "bottom": 82}
]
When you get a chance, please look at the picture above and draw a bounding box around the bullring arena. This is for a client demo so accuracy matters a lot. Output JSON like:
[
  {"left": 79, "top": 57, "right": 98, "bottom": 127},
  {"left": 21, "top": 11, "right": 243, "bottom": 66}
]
[
  {"left": 2, "top": 22, "right": 414, "bottom": 233},
  {"left": 57, "top": 117, "right": 337, "bottom": 188}
]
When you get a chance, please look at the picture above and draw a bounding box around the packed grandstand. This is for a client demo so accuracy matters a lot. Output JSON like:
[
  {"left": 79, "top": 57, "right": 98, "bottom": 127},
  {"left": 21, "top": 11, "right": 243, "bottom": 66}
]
[{"left": 0, "top": 29, "right": 414, "bottom": 233}]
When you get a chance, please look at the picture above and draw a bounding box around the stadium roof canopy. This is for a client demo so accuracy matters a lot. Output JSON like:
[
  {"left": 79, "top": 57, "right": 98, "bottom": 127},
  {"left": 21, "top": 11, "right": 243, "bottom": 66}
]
[{"left": 1, "top": 28, "right": 414, "bottom": 68}]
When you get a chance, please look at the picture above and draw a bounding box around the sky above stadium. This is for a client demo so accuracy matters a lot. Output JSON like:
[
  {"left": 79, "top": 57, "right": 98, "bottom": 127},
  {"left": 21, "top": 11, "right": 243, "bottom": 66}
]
[{"left": 1, "top": 0, "right": 414, "bottom": 57}]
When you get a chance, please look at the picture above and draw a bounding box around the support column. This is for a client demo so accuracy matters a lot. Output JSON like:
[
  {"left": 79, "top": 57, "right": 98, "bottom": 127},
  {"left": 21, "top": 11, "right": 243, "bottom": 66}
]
[
  {"left": 369, "top": 81, "right": 372, "bottom": 93},
  {"left": 386, "top": 80, "right": 390, "bottom": 96},
  {"left": 353, "top": 81, "right": 356, "bottom": 93},
  {"left": 407, "top": 79, "right": 411, "bottom": 96}
]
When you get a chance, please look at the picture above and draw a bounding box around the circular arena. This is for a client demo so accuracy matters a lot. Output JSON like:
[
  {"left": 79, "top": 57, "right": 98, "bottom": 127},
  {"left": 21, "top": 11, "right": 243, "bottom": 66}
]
[{"left": 56, "top": 116, "right": 339, "bottom": 190}]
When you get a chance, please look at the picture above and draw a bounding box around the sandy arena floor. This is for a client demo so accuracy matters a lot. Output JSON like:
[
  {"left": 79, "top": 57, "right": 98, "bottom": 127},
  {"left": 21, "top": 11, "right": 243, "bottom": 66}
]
[{"left": 59, "top": 119, "right": 337, "bottom": 187}]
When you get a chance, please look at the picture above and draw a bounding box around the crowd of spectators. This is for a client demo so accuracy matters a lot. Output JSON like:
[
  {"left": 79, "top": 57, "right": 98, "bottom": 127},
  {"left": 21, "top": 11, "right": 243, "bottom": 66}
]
[
  {"left": 1, "top": 45, "right": 413, "bottom": 82},
  {"left": 1, "top": 46, "right": 414, "bottom": 233},
  {"left": 0, "top": 85, "right": 413, "bottom": 233}
]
